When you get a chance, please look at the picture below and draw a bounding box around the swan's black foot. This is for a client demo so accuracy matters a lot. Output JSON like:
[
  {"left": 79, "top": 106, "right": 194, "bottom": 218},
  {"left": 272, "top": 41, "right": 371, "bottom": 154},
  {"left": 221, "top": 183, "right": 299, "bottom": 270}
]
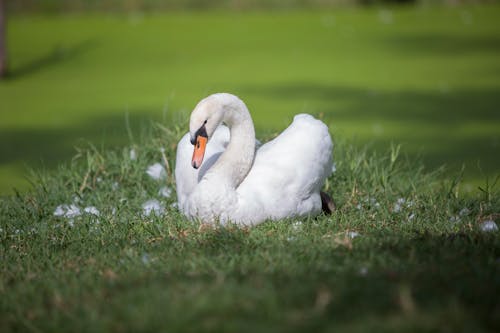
[{"left": 320, "top": 191, "right": 336, "bottom": 215}]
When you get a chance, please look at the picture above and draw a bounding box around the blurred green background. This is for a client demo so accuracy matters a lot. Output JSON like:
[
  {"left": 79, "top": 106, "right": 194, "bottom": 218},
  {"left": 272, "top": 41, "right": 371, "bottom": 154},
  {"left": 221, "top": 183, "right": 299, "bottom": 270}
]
[{"left": 0, "top": 0, "right": 499, "bottom": 195}]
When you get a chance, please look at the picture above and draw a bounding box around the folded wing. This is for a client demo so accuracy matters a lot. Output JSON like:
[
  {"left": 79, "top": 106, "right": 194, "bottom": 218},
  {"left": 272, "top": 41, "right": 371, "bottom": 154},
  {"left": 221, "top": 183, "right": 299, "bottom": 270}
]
[{"left": 235, "top": 114, "right": 333, "bottom": 223}]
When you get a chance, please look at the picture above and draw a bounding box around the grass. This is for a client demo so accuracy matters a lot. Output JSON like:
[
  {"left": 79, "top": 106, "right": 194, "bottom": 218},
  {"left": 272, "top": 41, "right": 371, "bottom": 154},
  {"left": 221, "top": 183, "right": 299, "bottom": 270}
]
[
  {"left": 1, "top": 5, "right": 499, "bottom": 331},
  {"left": 1, "top": 120, "right": 499, "bottom": 332},
  {"left": 1, "top": 4, "right": 500, "bottom": 193}
]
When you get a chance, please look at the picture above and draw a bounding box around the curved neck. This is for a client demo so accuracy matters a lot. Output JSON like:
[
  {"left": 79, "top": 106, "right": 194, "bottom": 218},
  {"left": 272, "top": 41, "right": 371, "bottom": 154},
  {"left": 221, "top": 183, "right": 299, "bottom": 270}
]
[{"left": 210, "top": 95, "right": 255, "bottom": 188}]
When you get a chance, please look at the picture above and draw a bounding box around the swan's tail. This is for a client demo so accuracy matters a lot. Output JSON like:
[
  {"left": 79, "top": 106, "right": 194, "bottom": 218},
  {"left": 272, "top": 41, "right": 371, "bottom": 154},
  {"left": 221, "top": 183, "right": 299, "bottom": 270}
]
[{"left": 320, "top": 191, "right": 336, "bottom": 215}]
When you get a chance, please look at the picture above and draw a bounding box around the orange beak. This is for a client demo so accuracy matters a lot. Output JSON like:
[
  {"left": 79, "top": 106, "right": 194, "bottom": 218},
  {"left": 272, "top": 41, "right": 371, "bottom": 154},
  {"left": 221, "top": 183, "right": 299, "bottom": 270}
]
[{"left": 191, "top": 135, "right": 207, "bottom": 169}]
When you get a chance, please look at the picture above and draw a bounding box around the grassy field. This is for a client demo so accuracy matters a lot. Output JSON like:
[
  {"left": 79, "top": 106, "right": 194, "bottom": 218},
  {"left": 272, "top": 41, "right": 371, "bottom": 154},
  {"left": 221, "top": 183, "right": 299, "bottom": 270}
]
[
  {"left": 0, "top": 5, "right": 499, "bottom": 194},
  {"left": 0, "top": 5, "right": 499, "bottom": 332},
  {"left": 1, "top": 121, "right": 499, "bottom": 332}
]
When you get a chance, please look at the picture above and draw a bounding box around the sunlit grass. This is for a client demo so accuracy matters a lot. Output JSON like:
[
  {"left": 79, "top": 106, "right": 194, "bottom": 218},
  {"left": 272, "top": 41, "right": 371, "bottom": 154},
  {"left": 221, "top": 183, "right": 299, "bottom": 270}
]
[{"left": 1, "top": 5, "right": 499, "bottom": 194}]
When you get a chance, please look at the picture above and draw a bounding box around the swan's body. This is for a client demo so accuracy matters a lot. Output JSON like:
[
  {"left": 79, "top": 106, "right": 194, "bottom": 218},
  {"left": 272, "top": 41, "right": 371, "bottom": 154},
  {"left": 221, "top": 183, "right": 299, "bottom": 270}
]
[{"left": 175, "top": 93, "right": 333, "bottom": 226}]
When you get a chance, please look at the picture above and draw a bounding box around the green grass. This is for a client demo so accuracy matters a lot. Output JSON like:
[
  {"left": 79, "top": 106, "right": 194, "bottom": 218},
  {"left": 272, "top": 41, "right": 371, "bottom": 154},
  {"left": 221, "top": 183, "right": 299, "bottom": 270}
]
[
  {"left": 1, "top": 5, "right": 499, "bottom": 194},
  {"left": 1, "top": 120, "right": 499, "bottom": 332},
  {"left": 1, "top": 6, "right": 499, "bottom": 330}
]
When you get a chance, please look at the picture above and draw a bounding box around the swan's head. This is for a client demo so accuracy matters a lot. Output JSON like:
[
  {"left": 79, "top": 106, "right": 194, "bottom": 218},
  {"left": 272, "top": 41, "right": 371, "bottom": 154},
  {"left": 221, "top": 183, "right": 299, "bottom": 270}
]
[{"left": 189, "top": 95, "right": 225, "bottom": 169}]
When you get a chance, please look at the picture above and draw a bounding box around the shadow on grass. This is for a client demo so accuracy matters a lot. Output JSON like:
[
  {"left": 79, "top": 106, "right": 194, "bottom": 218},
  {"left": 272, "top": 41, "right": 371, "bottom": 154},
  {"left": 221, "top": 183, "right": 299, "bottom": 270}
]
[
  {"left": 242, "top": 83, "right": 500, "bottom": 177},
  {"left": 96, "top": 231, "right": 500, "bottom": 332},
  {"left": 383, "top": 34, "right": 500, "bottom": 55},
  {"left": 4, "top": 39, "right": 98, "bottom": 80},
  {"left": 0, "top": 83, "right": 498, "bottom": 192},
  {"left": 297, "top": 232, "right": 500, "bottom": 332},
  {"left": 244, "top": 84, "right": 500, "bottom": 124},
  {"left": 2, "top": 232, "right": 498, "bottom": 331},
  {"left": 0, "top": 111, "right": 162, "bottom": 169}
]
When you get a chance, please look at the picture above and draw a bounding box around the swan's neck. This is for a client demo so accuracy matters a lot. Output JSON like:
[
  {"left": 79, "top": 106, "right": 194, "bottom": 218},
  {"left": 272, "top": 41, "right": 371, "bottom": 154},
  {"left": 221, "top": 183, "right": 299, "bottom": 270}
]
[{"left": 210, "top": 97, "right": 255, "bottom": 188}]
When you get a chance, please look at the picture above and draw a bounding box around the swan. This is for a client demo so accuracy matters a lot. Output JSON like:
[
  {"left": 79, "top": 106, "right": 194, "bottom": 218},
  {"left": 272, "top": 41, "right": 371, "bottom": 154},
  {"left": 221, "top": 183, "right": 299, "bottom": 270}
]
[{"left": 174, "top": 93, "right": 333, "bottom": 226}]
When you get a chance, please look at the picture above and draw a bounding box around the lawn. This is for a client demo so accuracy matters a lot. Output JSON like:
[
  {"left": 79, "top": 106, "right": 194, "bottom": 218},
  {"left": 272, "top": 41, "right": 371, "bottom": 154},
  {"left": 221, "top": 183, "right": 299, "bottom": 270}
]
[
  {"left": 0, "top": 4, "right": 499, "bottom": 194},
  {"left": 1, "top": 120, "right": 499, "bottom": 332},
  {"left": 1, "top": 4, "right": 500, "bottom": 332}
]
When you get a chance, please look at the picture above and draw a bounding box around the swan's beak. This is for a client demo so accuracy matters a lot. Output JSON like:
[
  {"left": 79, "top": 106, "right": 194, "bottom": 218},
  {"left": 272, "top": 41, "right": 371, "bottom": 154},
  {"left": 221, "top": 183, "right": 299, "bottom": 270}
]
[{"left": 192, "top": 135, "right": 207, "bottom": 169}]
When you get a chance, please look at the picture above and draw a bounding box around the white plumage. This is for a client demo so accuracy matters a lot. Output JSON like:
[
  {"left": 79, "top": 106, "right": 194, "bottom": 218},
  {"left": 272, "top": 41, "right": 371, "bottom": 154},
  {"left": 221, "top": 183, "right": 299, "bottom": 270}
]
[{"left": 175, "top": 93, "right": 333, "bottom": 226}]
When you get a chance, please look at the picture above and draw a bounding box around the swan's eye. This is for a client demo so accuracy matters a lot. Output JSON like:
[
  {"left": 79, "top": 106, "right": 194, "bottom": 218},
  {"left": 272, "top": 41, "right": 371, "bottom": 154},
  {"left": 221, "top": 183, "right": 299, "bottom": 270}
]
[{"left": 204, "top": 120, "right": 208, "bottom": 125}]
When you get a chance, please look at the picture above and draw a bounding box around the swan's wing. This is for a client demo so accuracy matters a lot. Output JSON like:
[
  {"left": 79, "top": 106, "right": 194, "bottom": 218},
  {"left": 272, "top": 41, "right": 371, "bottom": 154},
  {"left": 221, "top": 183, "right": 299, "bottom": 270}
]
[
  {"left": 175, "top": 125, "right": 230, "bottom": 206},
  {"left": 236, "top": 114, "right": 333, "bottom": 221}
]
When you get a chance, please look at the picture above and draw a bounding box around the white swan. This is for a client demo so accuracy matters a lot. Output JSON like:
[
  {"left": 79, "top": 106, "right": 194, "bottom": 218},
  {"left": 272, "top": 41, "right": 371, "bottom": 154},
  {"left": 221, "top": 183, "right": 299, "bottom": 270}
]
[{"left": 175, "top": 93, "right": 333, "bottom": 226}]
